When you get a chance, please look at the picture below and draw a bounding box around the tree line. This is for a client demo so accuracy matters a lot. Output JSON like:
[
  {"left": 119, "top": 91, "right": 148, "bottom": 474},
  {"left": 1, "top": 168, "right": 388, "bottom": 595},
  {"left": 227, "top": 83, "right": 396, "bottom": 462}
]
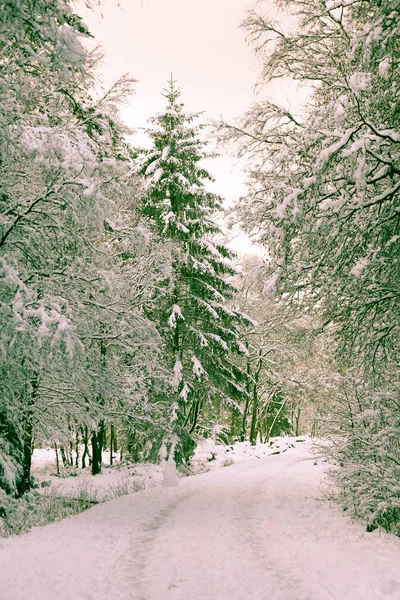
[
  {"left": 1, "top": 0, "right": 317, "bottom": 499},
  {"left": 217, "top": 0, "right": 399, "bottom": 535}
]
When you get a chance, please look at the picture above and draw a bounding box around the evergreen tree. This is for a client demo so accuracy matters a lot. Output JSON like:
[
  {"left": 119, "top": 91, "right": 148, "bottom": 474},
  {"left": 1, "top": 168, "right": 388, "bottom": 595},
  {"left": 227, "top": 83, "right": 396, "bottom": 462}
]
[{"left": 138, "top": 77, "right": 253, "bottom": 459}]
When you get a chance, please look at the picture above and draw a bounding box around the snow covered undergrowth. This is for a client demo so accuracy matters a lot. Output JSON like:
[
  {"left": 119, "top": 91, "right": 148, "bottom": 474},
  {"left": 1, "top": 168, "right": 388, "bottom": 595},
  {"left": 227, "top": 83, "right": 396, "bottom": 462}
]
[
  {"left": 32, "top": 448, "right": 163, "bottom": 502},
  {"left": 31, "top": 436, "right": 307, "bottom": 502},
  {"left": 1, "top": 439, "right": 400, "bottom": 600},
  {"left": 190, "top": 435, "right": 310, "bottom": 472}
]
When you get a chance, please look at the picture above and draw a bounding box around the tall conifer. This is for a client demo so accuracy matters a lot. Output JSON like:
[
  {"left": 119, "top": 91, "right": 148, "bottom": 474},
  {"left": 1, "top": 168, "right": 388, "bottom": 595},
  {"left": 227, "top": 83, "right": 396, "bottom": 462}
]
[{"left": 138, "top": 78, "right": 253, "bottom": 458}]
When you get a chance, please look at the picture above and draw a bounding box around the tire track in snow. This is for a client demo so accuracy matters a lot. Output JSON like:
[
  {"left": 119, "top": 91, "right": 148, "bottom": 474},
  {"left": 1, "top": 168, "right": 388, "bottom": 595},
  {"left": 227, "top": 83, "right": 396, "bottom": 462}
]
[
  {"left": 117, "top": 489, "right": 194, "bottom": 600},
  {"left": 1, "top": 443, "right": 400, "bottom": 600}
]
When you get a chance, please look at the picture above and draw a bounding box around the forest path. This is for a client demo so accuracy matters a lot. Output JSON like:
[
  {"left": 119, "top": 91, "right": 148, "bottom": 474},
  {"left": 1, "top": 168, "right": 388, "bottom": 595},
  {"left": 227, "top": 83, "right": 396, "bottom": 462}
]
[{"left": 1, "top": 442, "right": 400, "bottom": 600}]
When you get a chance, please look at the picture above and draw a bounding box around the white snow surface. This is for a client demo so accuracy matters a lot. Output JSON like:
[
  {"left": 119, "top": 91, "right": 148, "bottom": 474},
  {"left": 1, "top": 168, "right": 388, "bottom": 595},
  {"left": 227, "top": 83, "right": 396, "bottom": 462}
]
[
  {"left": 1, "top": 439, "right": 400, "bottom": 599},
  {"left": 30, "top": 448, "right": 163, "bottom": 500}
]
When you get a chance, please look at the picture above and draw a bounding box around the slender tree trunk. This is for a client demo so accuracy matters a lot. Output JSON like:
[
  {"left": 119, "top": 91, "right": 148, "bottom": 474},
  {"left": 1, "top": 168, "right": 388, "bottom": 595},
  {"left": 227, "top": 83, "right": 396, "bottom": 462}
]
[
  {"left": 92, "top": 330, "right": 107, "bottom": 475},
  {"left": 266, "top": 398, "right": 288, "bottom": 442},
  {"left": 91, "top": 420, "right": 105, "bottom": 475},
  {"left": 21, "top": 415, "right": 33, "bottom": 493},
  {"left": 60, "top": 446, "right": 69, "bottom": 468},
  {"left": 184, "top": 400, "right": 195, "bottom": 427},
  {"left": 295, "top": 406, "right": 301, "bottom": 436},
  {"left": 189, "top": 400, "right": 200, "bottom": 434},
  {"left": 250, "top": 351, "right": 263, "bottom": 446},
  {"left": 81, "top": 426, "right": 90, "bottom": 469},
  {"left": 259, "top": 418, "right": 265, "bottom": 445},
  {"left": 241, "top": 396, "right": 251, "bottom": 442},
  {"left": 249, "top": 392, "right": 258, "bottom": 446},
  {"left": 19, "top": 372, "right": 39, "bottom": 495},
  {"left": 67, "top": 421, "right": 73, "bottom": 466},
  {"left": 241, "top": 345, "right": 252, "bottom": 441},
  {"left": 110, "top": 423, "right": 115, "bottom": 466},
  {"left": 91, "top": 430, "right": 100, "bottom": 475},
  {"left": 54, "top": 442, "right": 60, "bottom": 476},
  {"left": 75, "top": 430, "right": 80, "bottom": 468}
]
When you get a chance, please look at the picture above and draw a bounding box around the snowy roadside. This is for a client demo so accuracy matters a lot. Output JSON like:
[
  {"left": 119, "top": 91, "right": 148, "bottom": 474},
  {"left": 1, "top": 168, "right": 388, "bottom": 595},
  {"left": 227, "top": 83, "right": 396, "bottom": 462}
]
[{"left": 31, "top": 436, "right": 311, "bottom": 502}]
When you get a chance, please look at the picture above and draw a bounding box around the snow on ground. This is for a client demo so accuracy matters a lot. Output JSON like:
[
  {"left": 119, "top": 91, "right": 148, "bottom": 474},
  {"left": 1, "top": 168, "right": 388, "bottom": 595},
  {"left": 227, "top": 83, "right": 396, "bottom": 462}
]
[
  {"left": 190, "top": 435, "right": 307, "bottom": 472},
  {"left": 31, "top": 448, "right": 163, "bottom": 501},
  {"left": 1, "top": 439, "right": 400, "bottom": 600},
  {"left": 31, "top": 436, "right": 304, "bottom": 500}
]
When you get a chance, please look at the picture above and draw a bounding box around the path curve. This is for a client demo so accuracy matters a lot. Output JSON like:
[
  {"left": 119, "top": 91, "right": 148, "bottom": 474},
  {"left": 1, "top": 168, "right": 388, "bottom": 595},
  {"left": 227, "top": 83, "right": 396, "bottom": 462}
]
[{"left": 1, "top": 442, "right": 400, "bottom": 600}]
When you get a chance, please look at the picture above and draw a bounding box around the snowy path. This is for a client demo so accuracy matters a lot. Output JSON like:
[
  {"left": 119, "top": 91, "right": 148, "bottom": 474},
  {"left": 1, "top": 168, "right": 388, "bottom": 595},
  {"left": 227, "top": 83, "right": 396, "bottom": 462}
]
[{"left": 1, "top": 442, "right": 400, "bottom": 600}]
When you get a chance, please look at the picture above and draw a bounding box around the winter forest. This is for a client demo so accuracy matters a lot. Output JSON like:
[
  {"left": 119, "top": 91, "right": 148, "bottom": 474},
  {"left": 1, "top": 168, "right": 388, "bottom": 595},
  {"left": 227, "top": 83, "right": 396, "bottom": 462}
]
[{"left": 0, "top": 0, "right": 400, "bottom": 597}]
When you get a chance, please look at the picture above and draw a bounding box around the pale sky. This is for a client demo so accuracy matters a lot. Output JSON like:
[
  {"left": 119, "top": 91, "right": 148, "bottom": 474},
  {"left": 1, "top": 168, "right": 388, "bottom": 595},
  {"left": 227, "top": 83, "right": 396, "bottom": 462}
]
[{"left": 78, "top": 0, "right": 301, "bottom": 254}]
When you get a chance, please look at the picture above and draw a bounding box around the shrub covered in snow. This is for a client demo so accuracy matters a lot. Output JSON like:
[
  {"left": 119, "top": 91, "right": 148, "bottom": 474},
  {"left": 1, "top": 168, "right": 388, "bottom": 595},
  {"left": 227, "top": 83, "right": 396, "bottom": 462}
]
[
  {"left": 0, "top": 488, "right": 96, "bottom": 538},
  {"left": 326, "top": 379, "right": 400, "bottom": 537}
]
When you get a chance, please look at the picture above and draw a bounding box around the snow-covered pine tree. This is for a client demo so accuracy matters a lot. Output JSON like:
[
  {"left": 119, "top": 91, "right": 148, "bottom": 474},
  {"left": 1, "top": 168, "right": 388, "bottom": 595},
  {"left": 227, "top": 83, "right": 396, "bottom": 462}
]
[{"left": 137, "top": 77, "right": 253, "bottom": 459}]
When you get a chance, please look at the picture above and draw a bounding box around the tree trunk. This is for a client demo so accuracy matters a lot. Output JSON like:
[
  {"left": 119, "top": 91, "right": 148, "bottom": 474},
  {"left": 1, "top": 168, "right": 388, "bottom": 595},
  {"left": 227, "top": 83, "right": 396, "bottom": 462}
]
[
  {"left": 69, "top": 441, "right": 74, "bottom": 466},
  {"left": 91, "top": 420, "right": 105, "bottom": 475},
  {"left": 20, "top": 412, "right": 33, "bottom": 494},
  {"left": 241, "top": 395, "right": 251, "bottom": 442},
  {"left": 249, "top": 390, "right": 258, "bottom": 446},
  {"left": 250, "top": 351, "right": 263, "bottom": 446},
  {"left": 266, "top": 398, "right": 288, "bottom": 442},
  {"left": 241, "top": 346, "right": 252, "bottom": 441},
  {"left": 189, "top": 400, "right": 200, "bottom": 434},
  {"left": 81, "top": 426, "right": 90, "bottom": 469},
  {"left": 295, "top": 406, "right": 301, "bottom": 436},
  {"left": 110, "top": 423, "right": 115, "bottom": 466},
  {"left": 184, "top": 398, "right": 195, "bottom": 427},
  {"left": 19, "top": 372, "right": 39, "bottom": 495},
  {"left": 54, "top": 442, "right": 60, "bottom": 476},
  {"left": 75, "top": 430, "right": 80, "bottom": 468},
  {"left": 91, "top": 431, "right": 100, "bottom": 475},
  {"left": 60, "top": 446, "right": 69, "bottom": 468}
]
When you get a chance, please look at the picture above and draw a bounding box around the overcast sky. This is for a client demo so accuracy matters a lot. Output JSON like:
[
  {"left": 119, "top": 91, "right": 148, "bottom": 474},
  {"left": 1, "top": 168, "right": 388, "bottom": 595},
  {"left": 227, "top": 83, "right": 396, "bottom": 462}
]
[{"left": 78, "top": 0, "right": 299, "bottom": 254}]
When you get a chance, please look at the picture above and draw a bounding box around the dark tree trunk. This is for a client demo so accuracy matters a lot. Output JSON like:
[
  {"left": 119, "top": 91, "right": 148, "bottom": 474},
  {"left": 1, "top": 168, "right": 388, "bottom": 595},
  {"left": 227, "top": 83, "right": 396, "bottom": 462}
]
[
  {"left": 92, "top": 329, "right": 107, "bottom": 475},
  {"left": 54, "top": 442, "right": 60, "bottom": 476},
  {"left": 189, "top": 400, "right": 200, "bottom": 434},
  {"left": 91, "top": 431, "right": 101, "bottom": 475},
  {"left": 75, "top": 430, "right": 80, "bottom": 468},
  {"left": 110, "top": 423, "right": 115, "bottom": 466},
  {"left": 60, "top": 446, "right": 69, "bottom": 468},
  {"left": 81, "top": 426, "right": 90, "bottom": 469},
  {"left": 20, "top": 413, "right": 33, "bottom": 494},
  {"left": 184, "top": 400, "right": 194, "bottom": 427},
  {"left": 91, "top": 420, "right": 105, "bottom": 475},
  {"left": 19, "top": 372, "right": 39, "bottom": 495}
]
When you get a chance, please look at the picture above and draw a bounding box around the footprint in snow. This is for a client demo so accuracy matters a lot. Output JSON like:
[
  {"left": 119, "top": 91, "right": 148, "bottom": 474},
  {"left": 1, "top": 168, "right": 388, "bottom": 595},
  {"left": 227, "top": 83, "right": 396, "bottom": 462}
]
[{"left": 380, "top": 579, "right": 399, "bottom": 595}]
